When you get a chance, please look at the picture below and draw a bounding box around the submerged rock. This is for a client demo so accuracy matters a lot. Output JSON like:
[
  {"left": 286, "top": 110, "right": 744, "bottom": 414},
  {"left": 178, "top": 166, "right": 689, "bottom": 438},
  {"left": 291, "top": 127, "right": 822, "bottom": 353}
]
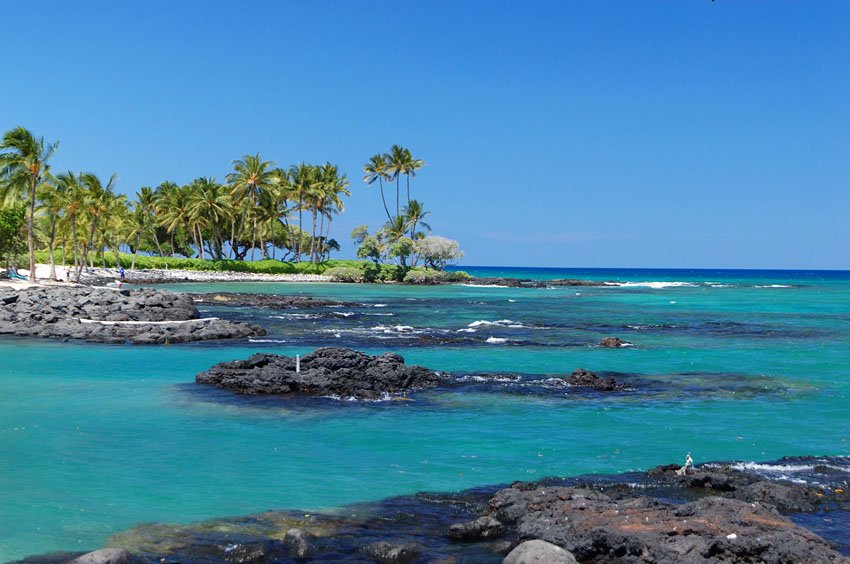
[
  {"left": 0, "top": 286, "right": 264, "bottom": 344},
  {"left": 363, "top": 541, "right": 422, "bottom": 563},
  {"left": 186, "top": 292, "right": 347, "bottom": 309},
  {"left": 566, "top": 368, "right": 627, "bottom": 391},
  {"left": 196, "top": 347, "right": 443, "bottom": 400}
]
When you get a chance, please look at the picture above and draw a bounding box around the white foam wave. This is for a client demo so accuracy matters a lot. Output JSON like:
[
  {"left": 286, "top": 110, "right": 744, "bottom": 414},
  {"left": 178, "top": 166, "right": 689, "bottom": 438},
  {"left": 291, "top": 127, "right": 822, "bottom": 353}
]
[
  {"left": 462, "top": 283, "right": 510, "bottom": 288},
  {"left": 468, "top": 319, "right": 526, "bottom": 328},
  {"left": 486, "top": 337, "right": 509, "bottom": 344},
  {"left": 605, "top": 281, "right": 697, "bottom": 289},
  {"left": 249, "top": 339, "right": 287, "bottom": 343},
  {"left": 331, "top": 311, "right": 355, "bottom": 317},
  {"left": 755, "top": 284, "right": 791, "bottom": 288},
  {"left": 456, "top": 328, "right": 477, "bottom": 333}
]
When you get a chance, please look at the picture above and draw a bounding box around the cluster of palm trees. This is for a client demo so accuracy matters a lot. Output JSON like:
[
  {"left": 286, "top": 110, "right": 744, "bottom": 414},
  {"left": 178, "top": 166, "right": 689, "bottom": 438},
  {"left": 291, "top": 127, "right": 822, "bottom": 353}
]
[
  {"left": 361, "top": 145, "right": 431, "bottom": 260},
  {"left": 1, "top": 126, "right": 351, "bottom": 282}
]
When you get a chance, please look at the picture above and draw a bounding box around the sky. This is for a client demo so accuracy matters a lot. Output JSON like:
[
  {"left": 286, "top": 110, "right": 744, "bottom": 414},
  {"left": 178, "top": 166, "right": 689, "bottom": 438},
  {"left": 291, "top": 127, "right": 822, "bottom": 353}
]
[{"left": 2, "top": 1, "right": 848, "bottom": 269}]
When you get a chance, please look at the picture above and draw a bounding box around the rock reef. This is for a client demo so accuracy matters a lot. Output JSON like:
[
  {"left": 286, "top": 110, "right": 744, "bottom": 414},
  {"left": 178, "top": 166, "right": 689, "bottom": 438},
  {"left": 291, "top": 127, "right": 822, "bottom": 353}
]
[
  {"left": 196, "top": 347, "right": 443, "bottom": 400},
  {"left": 186, "top": 291, "right": 346, "bottom": 309},
  {"left": 0, "top": 286, "right": 265, "bottom": 344},
  {"left": 472, "top": 277, "right": 609, "bottom": 289}
]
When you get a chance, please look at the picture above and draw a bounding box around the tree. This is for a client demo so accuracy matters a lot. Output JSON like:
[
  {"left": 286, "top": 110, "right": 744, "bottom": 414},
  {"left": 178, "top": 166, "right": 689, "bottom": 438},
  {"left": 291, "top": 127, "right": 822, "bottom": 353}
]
[
  {"left": 384, "top": 145, "right": 407, "bottom": 218},
  {"left": 403, "top": 199, "right": 431, "bottom": 241},
  {"left": 0, "top": 204, "right": 26, "bottom": 271},
  {"left": 77, "top": 172, "right": 117, "bottom": 281},
  {"left": 363, "top": 154, "right": 392, "bottom": 221},
  {"left": 57, "top": 172, "right": 85, "bottom": 273},
  {"left": 0, "top": 127, "right": 58, "bottom": 281},
  {"left": 227, "top": 154, "right": 277, "bottom": 260},
  {"left": 414, "top": 236, "right": 464, "bottom": 270},
  {"left": 38, "top": 179, "right": 67, "bottom": 279}
]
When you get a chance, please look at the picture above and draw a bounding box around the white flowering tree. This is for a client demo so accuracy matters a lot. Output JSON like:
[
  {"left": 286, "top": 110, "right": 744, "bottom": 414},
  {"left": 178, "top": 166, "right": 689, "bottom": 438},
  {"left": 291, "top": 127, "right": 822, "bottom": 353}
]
[{"left": 414, "top": 236, "right": 464, "bottom": 270}]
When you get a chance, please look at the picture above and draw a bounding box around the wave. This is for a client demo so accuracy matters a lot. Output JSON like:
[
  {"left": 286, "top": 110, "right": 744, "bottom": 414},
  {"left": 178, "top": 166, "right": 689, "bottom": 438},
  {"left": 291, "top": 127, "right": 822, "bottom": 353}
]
[
  {"left": 461, "top": 283, "right": 510, "bottom": 288},
  {"left": 249, "top": 339, "right": 287, "bottom": 343},
  {"left": 468, "top": 319, "right": 529, "bottom": 328},
  {"left": 755, "top": 284, "right": 792, "bottom": 288},
  {"left": 605, "top": 281, "right": 698, "bottom": 289},
  {"left": 485, "top": 337, "right": 510, "bottom": 344}
]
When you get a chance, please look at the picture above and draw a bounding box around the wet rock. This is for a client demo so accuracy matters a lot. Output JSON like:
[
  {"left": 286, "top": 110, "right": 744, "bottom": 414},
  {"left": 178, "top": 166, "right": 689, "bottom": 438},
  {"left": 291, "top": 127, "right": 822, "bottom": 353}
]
[
  {"left": 0, "top": 286, "right": 265, "bottom": 344},
  {"left": 283, "top": 527, "right": 314, "bottom": 559},
  {"left": 599, "top": 336, "right": 632, "bottom": 348},
  {"left": 196, "top": 347, "right": 443, "bottom": 400},
  {"left": 447, "top": 515, "right": 505, "bottom": 541},
  {"left": 66, "top": 548, "right": 132, "bottom": 564},
  {"left": 566, "top": 368, "right": 627, "bottom": 391},
  {"left": 364, "top": 541, "right": 421, "bottom": 563},
  {"left": 502, "top": 540, "right": 577, "bottom": 564},
  {"left": 487, "top": 485, "right": 844, "bottom": 563}
]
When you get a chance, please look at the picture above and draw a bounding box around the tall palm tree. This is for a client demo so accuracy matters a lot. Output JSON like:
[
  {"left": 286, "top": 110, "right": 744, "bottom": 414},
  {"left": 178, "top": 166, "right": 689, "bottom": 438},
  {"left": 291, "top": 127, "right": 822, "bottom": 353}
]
[
  {"left": 187, "top": 177, "right": 232, "bottom": 260},
  {"left": 317, "top": 164, "right": 350, "bottom": 261},
  {"left": 76, "top": 172, "right": 117, "bottom": 281},
  {"left": 363, "top": 154, "right": 392, "bottom": 221},
  {"left": 0, "top": 127, "right": 58, "bottom": 281},
  {"left": 288, "top": 163, "right": 316, "bottom": 262},
  {"left": 57, "top": 172, "right": 84, "bottom": 274},
  {"left": 384, "top": 145, "right": 407, "bottom": 218},
  {"left": 37, "top": 180, "right": 67, "bottom": 280},
  {"left": 136, "top": 186, "right": 164, "bottom": 257},
  {"left": 401, "top": 147, "right": 424, "bottom": 207},
  {"left": 226, "top": 154, "right": 276, "bottom": 260}
]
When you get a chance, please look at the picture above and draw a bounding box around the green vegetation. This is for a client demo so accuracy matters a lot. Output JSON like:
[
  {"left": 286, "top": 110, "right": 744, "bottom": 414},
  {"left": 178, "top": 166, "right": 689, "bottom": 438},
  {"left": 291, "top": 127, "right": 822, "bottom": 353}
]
[{"left": 0, "top": 127, "right": 465, "bottom": 283}]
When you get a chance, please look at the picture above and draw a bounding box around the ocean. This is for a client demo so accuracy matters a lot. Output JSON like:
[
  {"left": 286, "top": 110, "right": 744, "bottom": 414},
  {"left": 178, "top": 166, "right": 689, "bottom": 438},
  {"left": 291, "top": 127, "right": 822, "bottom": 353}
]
[{"left": 1, "top": 267, "right": 849, "bottom": 561}]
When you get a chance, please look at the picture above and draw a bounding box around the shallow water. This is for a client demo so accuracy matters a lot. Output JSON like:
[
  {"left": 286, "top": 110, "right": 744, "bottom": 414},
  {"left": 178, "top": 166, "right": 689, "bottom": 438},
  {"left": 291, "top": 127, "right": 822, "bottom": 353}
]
[{"left": 1, "top": 267, "right": 849, "bottom": 561}]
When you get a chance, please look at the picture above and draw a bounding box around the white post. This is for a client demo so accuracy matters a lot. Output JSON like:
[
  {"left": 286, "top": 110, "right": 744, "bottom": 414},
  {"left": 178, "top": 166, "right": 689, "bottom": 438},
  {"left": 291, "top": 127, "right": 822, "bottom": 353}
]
[{"left": 296, "top": 354, "right": 301, "bottom": 373}]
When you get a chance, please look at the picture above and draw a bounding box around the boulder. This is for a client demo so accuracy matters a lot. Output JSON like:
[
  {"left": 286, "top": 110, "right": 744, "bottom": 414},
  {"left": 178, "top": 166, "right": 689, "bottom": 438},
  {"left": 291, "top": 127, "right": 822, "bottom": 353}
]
[
  {"left": 66, "top": 548, "right": 132, "bottom": 564},
  {"left": 283, "top": 527, "right": 314, "bottom": 559},
  {"left": 566, "top": 368, "right": 627, "bottom": 391},
  {"left": 502, "top": 540, "right": 577, "bottom": 564},
  {"left": 599, "top": 336, "right": 632, "bottom": 348}
]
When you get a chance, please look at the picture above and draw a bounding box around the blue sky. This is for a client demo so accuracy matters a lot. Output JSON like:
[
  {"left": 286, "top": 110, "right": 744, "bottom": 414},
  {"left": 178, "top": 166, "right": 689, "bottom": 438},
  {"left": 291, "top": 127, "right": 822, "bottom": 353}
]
[{"left": 2, "top": 1, "right": 848, "bottom": 269}]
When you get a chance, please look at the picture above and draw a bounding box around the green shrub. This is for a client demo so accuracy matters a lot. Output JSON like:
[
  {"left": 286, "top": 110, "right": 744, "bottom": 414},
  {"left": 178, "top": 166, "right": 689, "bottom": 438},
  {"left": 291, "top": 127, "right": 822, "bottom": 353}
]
[
  {"left": 324, "top": 266, "right": 365, "bottom": 283},
  {"left": 402, "top": 269, "right": 471, "bottom": 285}
]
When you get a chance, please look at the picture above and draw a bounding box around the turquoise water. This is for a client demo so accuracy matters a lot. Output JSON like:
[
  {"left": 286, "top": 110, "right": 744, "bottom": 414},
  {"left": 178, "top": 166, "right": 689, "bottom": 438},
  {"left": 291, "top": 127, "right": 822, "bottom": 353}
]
[{"left": 1, "top": 268, "right": 849, "bottom": 561}]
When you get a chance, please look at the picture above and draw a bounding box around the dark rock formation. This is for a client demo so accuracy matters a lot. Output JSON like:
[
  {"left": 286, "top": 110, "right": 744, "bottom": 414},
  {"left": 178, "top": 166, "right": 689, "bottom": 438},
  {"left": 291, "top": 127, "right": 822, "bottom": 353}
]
[
  {"left": 487, "top": 486, "right": 844, "bottom": 563},
  {"left": 566, "top": 368, "right": 627, "bottom": 391},
  {"left": 502, "top": 540, "right": 577, "bottom": 564},
  {"left": 196, "top": 347, "right": 443, "bottom": 400},
  {"left": 0, "top": 286, "right": 265, "bottom": 344},
  {"left": 447, "top": 516, "right": 505, "bottom": 541},
  {"left": 186, "top": 292, "right": 347, "bottom": 309},
  {"left": 470, "top": 277, "right": 609, "bottom": 289},
  {"left": 599, "top": 336, "right": 632, "bottom": 348},
  {"left": 648, "top": 463, "right": 847, "bottom": 513}
]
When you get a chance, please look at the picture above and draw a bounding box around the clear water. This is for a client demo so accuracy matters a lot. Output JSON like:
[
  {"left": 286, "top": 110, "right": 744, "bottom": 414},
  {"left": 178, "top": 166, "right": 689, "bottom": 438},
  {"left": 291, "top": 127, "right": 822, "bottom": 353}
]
[{"left": 1, "top": 267, "right": 849, "bottom": 561}]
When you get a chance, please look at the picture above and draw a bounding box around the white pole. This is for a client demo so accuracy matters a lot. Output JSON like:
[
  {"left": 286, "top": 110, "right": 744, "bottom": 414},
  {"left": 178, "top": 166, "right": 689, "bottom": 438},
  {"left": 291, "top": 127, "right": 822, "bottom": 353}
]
[{"left": 296, "top": 354, "right": 301, "bottom": 373}]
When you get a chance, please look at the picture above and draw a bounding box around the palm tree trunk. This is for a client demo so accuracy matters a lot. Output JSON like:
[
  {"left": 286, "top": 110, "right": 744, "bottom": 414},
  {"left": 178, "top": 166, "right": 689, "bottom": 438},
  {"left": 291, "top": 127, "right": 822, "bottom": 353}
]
[
  {"left": 378, "top": 178, "right": 391, "bottom": 221},
  {"left": 310, "top": 209, "right": 317, "bottom": 263},
  {"left": 406, "top": 174, "right": 411, "bottom": 207},
  {"left": 77, "top": 215, "right": 99, "bottom": 281},
  {"left": 296, "top": 200, "right": 303, "bottom": 262},
  {"left": 132, "top": 234, "right": 140, "bottom": 270},
  {"left": 197, "top": 225, "right": 206, "bottom": 260},
  {"left": 71, "top": 214, "right": 79, "bottom": 273},
  {"left": 395, "top": 177, "right": 400, "bottom": 219},
  {"left": 27, "top": 175, "right": 37, "bottom": 282}
]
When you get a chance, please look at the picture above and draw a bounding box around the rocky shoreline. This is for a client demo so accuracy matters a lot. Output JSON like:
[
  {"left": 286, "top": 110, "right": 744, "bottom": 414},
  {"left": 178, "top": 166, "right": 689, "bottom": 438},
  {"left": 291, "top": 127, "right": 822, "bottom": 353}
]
[
  {"left": 0, "top": 286, "right": 265, "bottom": 344},
  {"left": 22, "top": 457, "right": 849, "bottom": 563}
]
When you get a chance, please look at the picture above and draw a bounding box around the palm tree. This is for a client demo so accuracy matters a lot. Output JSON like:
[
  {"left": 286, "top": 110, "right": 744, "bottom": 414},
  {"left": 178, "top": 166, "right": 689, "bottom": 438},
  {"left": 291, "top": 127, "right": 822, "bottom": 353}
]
[
  {"left": 76, "top": 172, "right": 117, "bottom": 281},
  {"left": 136, "top": 186, "right": 164, "bottom": 257},
  {"left": 187, "top": 177, "right": 232, "bottom": 260},
  {"left": 288, "top": 163, "right": 316, "bottom": 262},
  {"left": 226, "top": 154, "right": 276, "bottom": 260},
  {"left": 57, "top": 172, "right": 84, "bottom": 274},
  {"left": 363, "top": 154, "right": 392, "bottom": 221},
  {"left": 37, "top": 180, "right": 67, "bottom": 280},
  {"left": 401, "top": 148, "right": 424, "bottom": 207},
  {"left": 0, "top": 127, "right": 58, "bottom": 281},
  {"left": 317, "top": 164, "right": 350, "bottom": 261},
  {"left": 403, "top": 199, "right": 431, "bottom": 241},
  {"left": 384, "top": 145, "right": 407, "bottom": 218}
]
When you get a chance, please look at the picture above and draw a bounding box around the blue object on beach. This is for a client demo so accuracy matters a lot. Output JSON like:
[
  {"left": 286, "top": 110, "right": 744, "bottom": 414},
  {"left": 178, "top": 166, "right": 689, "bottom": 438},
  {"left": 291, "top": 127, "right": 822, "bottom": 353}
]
[{"left": 8, "top": 269, "right": 28, "bottom": 281}]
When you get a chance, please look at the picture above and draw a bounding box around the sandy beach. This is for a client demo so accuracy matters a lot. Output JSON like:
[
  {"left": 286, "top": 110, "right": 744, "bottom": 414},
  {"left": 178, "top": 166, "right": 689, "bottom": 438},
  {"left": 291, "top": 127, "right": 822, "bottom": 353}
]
[{"left": 0, "top": 264, "right": 331, "bottom": 288}]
